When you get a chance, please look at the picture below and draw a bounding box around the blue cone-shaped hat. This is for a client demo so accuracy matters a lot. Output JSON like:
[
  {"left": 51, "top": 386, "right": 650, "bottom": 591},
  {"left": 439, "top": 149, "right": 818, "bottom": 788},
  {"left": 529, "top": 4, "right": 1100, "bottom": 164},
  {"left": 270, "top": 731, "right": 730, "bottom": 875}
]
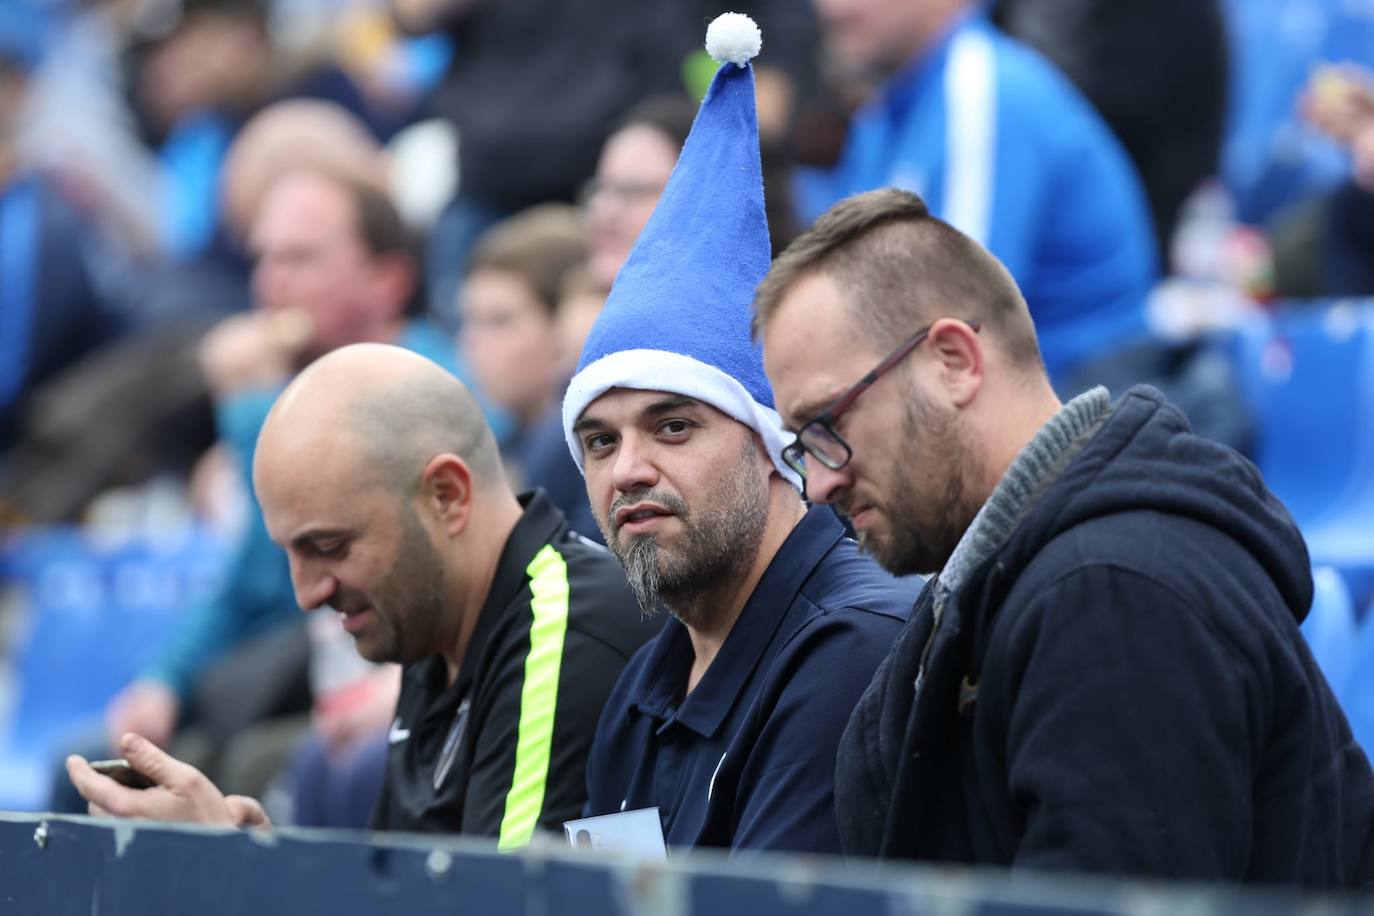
[{"left": 562, "top": 13, "right": 800, "bottom": 489}]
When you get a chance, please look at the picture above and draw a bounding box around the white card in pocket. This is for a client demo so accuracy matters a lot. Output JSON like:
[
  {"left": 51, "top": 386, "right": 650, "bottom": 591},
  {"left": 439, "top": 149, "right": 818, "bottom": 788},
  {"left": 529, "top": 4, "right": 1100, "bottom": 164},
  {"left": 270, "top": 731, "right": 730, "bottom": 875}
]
[{"left": 563, "top": 807, "right": 668, "bottom": 862}]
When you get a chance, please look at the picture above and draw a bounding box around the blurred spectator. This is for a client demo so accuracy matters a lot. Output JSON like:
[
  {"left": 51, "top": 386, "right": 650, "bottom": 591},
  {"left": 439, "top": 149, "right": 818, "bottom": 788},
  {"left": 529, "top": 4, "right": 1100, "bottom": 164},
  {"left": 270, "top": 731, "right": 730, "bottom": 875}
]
[
  {"left": 220, "top": 98, "right": 386, "bottom": 250},
  {"left": 395, "top": 0, "right": 817, "bottom": 327},
  {"left": 0, "top": 99, "right": 393, "bottom": 525},
  {"left": 553, "top": 265, "right": 608, "bottom": 382},
  {"left": 1273, "top": 63, "right": 1374, "bottom": 297},
  {"left": 11, "top": 0, "right": 164, "bottom": 260},
  {"left": 583, "top": 91, "right": 802, "bottom": 299},
  {"left": 461, "top": 205, "right": 585, "bottom": 441},
  {"left": 583, "top": 95, "right": 696, "bottom": 294},
  {"left": 143, "top": 95, "right": 395, "bottom": 324},
  {"left": 992, "top": 0, "right": 1230, "bottom": 261},
  {"left": 0, "top": 9, "right": 138, "bottom": 461},
  {"left": 128, "top": 0, "right": 397, "bottom": 265},
  {"left": 459, "top": 204, "right": 596, "bottom": 538},
  {"left": 803, "top": 0, "right": 1158, "bottom": 386},
  {"left": 390, "top": 0, "right": 687, "bottom": 326},
  {"left": 1220, "top": 0, "right": 1374, "bottom": 225}
]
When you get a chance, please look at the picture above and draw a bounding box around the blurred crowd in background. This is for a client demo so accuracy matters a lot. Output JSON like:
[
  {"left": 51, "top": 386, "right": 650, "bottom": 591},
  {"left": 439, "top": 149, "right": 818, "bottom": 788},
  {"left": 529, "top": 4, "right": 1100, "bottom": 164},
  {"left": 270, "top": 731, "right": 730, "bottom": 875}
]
[{"left": 1, "top": 0, "right": 1373, "bottom": 831}]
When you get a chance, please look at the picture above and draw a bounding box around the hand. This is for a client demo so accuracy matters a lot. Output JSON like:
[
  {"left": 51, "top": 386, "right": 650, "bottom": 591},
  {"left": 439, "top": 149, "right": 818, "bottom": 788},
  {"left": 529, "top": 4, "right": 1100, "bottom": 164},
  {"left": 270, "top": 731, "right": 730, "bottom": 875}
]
[
  {"left": 66, "top": 733, "right": 250, "bottom": 828},
  {"left": 199, "top": 309, "right": 310, "bottom": 398},
  {"left": 1300, "top": 63, "right": 1374, "bottom": 145},
  {"left": 105, "top": 680, "right": 180, "bottom": 751},
  {"left": 225, "top": 795, "right": 272, "bottom": 829}
]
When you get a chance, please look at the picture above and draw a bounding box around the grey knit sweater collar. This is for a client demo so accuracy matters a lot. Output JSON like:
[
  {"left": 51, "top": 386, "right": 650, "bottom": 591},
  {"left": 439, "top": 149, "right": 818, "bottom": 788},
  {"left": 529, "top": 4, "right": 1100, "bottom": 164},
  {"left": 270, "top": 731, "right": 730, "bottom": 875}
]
[{"left": 934, "top": 386, "right": 1111, "bottom": 601}]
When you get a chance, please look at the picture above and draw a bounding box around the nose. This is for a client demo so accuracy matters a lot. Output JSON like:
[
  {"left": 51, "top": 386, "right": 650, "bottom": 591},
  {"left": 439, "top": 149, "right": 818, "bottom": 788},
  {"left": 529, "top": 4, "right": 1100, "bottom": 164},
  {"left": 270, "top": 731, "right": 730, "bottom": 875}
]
[
  {"left": 803, "top": 461, "right": 851, "bottom": 506},
  {"left": 610, "top": 432, "right": 659, "bottom": 496},
  {"left": 290, "top": 557, "right": 337, "bottom": 612}
]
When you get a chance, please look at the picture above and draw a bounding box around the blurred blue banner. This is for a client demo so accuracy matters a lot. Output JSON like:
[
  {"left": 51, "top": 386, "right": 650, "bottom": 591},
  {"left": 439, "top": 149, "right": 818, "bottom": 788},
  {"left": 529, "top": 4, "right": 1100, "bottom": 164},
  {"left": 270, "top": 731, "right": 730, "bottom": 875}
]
[{"left": 0, "top": 526, "right": 224, "bottom": 810}]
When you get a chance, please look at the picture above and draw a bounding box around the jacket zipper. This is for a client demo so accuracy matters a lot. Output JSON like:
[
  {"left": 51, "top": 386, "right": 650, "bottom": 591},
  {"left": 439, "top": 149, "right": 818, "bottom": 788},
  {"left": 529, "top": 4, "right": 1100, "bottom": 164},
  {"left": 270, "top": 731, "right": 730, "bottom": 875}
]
[{"left": 912, "top": 594, "right": 945, "bottom": 699}]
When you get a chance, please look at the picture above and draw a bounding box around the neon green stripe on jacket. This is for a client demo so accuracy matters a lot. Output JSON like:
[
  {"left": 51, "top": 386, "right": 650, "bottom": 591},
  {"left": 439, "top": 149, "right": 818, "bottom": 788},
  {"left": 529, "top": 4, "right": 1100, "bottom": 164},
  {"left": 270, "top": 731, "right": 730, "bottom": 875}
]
[{"left": 497, "top": 544, "right": 571, "bottom": 849}]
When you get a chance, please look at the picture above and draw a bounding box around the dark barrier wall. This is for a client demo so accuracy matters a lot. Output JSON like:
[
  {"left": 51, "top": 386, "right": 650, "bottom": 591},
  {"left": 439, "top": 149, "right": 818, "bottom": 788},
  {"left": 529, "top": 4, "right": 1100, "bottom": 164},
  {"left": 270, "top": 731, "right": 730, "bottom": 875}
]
[{"left": 0, "top": 813, "right": 1368, "bottom": 915}]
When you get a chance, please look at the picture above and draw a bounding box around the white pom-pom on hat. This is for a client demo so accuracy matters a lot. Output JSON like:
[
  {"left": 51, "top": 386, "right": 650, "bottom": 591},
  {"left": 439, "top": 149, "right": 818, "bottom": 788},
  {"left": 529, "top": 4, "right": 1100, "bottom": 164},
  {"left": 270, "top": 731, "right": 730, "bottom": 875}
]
[{"left": 705, "top": 12, "right": 762, "bottom": 66}]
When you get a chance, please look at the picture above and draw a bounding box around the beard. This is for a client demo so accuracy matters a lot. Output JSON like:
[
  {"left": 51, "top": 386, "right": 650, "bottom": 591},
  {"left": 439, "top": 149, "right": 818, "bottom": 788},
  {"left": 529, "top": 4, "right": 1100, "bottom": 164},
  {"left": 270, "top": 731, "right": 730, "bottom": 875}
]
[
  {"left": 616, "top": 534, "right": 663, "bottom": 621},
  {"left": 350, "top": 504, "right": 448, "bottom": 664},
  {"left": 857, "top": 385, "right": 981, "bottom": 577},
  {"left": 600, "top": 437, "right": 771, "bottom": 629}
]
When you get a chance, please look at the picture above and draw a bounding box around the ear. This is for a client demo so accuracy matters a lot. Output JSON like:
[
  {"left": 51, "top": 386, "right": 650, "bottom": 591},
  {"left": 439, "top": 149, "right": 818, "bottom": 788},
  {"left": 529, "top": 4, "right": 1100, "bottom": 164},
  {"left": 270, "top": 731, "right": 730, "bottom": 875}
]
[
  {"left": 747, "top": 428, "right": 778, "bottom": 477},
  {"left": 420, "top": 453, "right": 475, "bottom": 537},
  {"left": 369, "top": 251, "right": 417, "bottom": 322},
  {"left": 927, "top": 318, "right": 983, "bottom": 408}
]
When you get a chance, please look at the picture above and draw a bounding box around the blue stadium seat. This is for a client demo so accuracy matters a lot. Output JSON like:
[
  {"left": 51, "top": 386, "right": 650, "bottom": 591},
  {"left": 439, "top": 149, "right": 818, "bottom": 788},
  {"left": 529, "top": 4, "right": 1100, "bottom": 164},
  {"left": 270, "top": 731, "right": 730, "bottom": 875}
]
[
  {"left": 1302, "top": 566, "right": 1358, "bottom": 699},
  {"left": 1342, "top": 597, "right": 1374, "bottom": 760},
  {"left": 1233, "top": 301, "right": 1374, "bottom": 605},
  {"left": 0, "top": 525, "right": 223, "bottom": 810},
  {"left": 1233, "top": 303, "right": 1371, "bottom": 522}
]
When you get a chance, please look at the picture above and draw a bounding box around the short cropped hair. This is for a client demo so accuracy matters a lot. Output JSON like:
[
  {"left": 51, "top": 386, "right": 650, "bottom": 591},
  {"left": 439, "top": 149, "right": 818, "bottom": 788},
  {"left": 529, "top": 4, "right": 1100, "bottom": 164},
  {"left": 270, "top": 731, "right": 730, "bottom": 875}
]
[
  {"left": 466, "top": 204, "right": 588, "bottom": 316},
  {"left": 298, "top": 165, "right": 420, "bottom": 316},
  {"left": 753, "top": 188, "right": 1043, "bottom": 373},
  {"left": 348, "top": 174, "right": 413, "bottom": 259}
]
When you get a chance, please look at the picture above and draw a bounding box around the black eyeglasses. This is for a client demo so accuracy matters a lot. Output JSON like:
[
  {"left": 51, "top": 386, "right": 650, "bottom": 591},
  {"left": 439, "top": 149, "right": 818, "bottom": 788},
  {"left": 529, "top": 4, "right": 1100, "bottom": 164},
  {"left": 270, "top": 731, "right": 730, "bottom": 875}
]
[{"left": 781, "top": 319, "right": 981, "bottom": 479}]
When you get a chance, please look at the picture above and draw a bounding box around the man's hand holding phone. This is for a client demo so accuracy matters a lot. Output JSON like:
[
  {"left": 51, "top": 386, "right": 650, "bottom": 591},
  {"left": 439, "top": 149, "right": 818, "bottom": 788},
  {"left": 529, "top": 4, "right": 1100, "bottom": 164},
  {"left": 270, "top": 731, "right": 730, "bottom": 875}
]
[
  {"left": 87, "top": 759, "right": 156, "bottom": 790},
  {"left": 66, "top": 733, "right": 271, "bottom": 829}
]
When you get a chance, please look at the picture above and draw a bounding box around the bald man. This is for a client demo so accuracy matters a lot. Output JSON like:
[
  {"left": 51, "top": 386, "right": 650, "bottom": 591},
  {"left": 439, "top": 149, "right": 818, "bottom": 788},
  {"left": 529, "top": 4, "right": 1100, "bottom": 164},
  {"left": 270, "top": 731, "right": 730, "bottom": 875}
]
[
  {"left": 68, "top": 344, "right": 658, "bottom": 846},
  {"left": 94, "top": 165, "right": 464, "bottom": 769}
]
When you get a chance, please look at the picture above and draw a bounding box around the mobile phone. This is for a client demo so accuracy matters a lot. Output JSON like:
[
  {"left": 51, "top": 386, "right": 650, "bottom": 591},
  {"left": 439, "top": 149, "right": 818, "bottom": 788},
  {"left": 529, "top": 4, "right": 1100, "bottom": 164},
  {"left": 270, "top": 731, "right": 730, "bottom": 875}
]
[{"left": 89, "top": 758, "right": 156, "bottom": 790}]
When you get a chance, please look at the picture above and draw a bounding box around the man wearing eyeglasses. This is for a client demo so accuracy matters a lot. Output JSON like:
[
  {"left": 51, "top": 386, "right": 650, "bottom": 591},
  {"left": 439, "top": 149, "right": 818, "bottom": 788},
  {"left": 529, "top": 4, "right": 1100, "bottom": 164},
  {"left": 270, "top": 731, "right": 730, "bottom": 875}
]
[{"left": 755, "top": 187, "right": 1374, "bottom": 886}]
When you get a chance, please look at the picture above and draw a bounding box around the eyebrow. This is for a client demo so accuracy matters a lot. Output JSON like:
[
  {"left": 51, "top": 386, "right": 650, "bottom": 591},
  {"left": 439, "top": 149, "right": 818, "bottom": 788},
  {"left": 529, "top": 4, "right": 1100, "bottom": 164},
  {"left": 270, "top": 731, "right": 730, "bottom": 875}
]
[
  {"left": 572, "top": 395, "right": 704, "bottom": 435},
  {"left": 783, "top": 392, "right": 841, "bottom": 432},
  {"left": 289, "top": 528, "right": 353, "bottom": 552},
  {"left": 571, "top": 415, "right": 605, "bottom": 436},
  {"left": 643, "top": 395, "right": 702, "bottom": 417}
]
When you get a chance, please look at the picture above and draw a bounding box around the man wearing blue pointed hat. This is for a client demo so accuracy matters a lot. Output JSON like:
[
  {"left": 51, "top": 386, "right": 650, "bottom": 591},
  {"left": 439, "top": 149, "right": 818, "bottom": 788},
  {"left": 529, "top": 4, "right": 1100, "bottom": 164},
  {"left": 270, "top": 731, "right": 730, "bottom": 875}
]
[{"left": 562, "top": 13, "right": 917, "bottom": 854}]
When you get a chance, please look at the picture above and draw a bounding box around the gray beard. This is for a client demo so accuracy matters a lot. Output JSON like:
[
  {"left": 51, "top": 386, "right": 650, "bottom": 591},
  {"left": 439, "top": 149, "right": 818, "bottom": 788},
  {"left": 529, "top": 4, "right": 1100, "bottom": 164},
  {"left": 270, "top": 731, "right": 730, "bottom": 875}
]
[
  {"left": 617, "top": 533, "right": 744, "bottom": 631},
  {"left": 620, "top": 535, "right": 663, "bottom": 618}
]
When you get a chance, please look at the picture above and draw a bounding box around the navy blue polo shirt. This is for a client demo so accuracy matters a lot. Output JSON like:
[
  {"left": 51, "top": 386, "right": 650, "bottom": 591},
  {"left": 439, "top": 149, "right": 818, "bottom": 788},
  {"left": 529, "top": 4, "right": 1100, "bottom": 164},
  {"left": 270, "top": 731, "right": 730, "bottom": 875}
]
[{"left": 583, "top": 505, "right": 917, "bottom": 855}]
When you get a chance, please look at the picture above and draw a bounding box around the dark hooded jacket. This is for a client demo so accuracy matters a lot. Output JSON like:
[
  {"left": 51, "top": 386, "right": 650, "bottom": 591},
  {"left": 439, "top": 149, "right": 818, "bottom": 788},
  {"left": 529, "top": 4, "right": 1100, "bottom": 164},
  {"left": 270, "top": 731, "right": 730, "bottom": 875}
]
[{"left": 836, "top": 386, "right": 1374, "bottom": 887}]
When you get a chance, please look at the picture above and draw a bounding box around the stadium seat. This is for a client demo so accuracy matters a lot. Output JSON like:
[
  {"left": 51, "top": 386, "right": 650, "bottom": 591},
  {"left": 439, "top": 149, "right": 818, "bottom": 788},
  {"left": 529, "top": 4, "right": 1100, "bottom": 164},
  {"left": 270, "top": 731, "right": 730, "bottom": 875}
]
[
  {"left": 1302, "top": 566, "right": 1358, "bottom": 699},
  {"left": 1233, "top": 301, "right": 1374, "bottom": 606},
  {"left": 1341, "top": 597, "right": 1374, "bottom": 760}
]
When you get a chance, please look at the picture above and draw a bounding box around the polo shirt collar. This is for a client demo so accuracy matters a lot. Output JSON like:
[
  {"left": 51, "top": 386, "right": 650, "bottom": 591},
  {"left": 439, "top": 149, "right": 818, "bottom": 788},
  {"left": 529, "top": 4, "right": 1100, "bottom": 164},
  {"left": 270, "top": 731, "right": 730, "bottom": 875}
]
[{"left": 628, "top": 506, "right": 847, "bottom": 737}]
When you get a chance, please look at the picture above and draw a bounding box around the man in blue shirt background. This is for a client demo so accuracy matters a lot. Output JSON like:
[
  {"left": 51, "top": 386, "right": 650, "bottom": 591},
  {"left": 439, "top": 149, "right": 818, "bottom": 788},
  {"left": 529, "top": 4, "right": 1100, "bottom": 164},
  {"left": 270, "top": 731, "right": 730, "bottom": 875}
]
[
  {"left": 560, "top": 14, "right": 917, "bottom": 855},
  {"left": 802, "top": 0, "right": 1158, "bottom": 384}
]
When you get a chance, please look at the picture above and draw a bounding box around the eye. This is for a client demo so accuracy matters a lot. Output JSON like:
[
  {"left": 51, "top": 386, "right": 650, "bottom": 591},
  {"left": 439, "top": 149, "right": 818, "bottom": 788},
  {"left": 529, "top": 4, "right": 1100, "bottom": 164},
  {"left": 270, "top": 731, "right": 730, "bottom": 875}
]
[
  {"left": 313, "top": 539, "right": 348, "bottom": 559},
  {"left": 583, "top": 432, "right": 616, "bottom": 455},
  {"left": 658, "top": 419, "right": 693, "bottom": 438}
]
